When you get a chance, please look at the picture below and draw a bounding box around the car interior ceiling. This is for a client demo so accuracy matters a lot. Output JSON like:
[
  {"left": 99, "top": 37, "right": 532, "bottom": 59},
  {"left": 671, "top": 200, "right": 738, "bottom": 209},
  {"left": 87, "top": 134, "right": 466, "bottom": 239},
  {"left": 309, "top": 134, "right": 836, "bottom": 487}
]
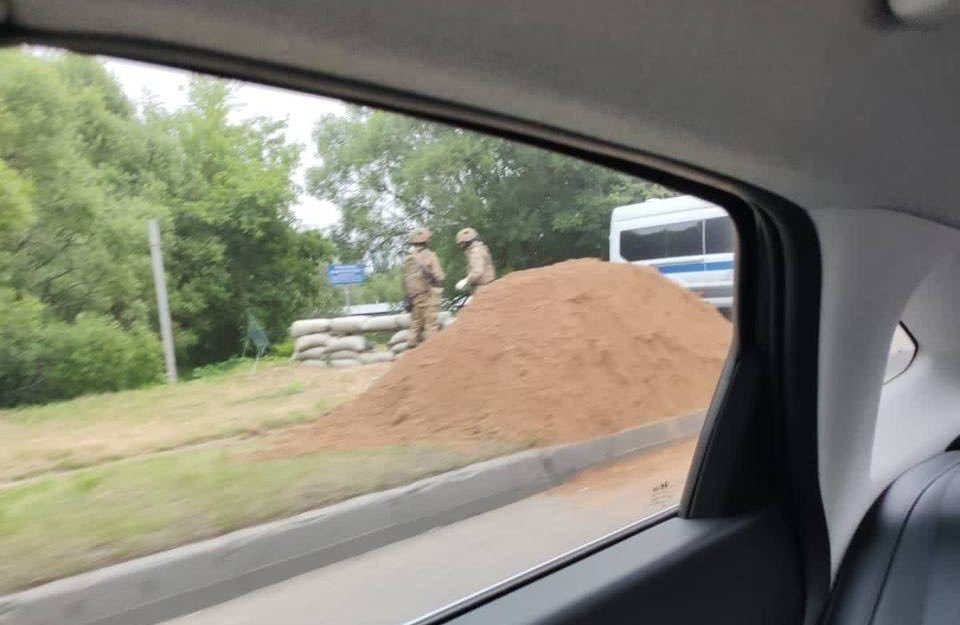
[{"left": 5, "top": 1, "right": 960, "bottom": 624}]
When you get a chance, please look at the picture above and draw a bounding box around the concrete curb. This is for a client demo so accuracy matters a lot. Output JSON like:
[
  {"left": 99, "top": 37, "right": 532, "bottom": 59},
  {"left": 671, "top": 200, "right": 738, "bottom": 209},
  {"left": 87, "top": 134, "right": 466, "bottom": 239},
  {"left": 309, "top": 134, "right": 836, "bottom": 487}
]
[{"left": 0, "top": 412, "right": 704, "bottom": 625}]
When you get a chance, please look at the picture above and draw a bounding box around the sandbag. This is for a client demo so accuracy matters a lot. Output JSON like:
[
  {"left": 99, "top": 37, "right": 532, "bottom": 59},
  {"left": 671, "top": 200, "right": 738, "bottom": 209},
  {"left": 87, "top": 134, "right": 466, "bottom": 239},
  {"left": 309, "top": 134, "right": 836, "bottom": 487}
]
[
  {"left": 359, "top": 351, "right": 396, "bottom": 364},
  {"left": 329, "top": 358, "right": 362, "bottom": 368},
  {"left": 395, "top": 314, "right": 411, "bottom": 329},
  {"left": 290, "top": 318, "right": 331, "bottom": 337},
  {"left": 388, "top": 330, "right": 409, "bottom": 346},
  {"left": 324, "top": 335, "right": 368, "bottom": 353},
  {"left": 328, "top": 349, "right": 360, "bottom": 360},
  {"left": 329, "top": 316, "right": 368, "bottom": 334},
  {"left": 438, "top": 311, "right": 452, "bottom": 323},
  {"left": 294, "top": 332, "right": 332, "bottom": 353},
  {"left": 300, "top": 359, "right": 328, "bottom": 368},
  {"left": 441, "top": 317, "right": 456, "bottom": 329},
  {"left": 293, "top": 346, "right": 327, "bottom": 361},
  {"left": 391, "top": 341, "right": 409, "bottom": 354},
  {"left": 362, "top": 315, "right": 400, "bottom": 332}
]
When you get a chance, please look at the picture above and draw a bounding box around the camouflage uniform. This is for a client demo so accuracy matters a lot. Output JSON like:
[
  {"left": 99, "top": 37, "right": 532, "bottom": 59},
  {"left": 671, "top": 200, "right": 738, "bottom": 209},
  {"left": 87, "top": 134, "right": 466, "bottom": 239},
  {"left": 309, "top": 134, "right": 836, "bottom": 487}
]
[
  {"left": 463, "top": 240, "right": 495, "bottom": 291},
  {"left": 403, "top": 247, "right": 445, "bottom": 347}
]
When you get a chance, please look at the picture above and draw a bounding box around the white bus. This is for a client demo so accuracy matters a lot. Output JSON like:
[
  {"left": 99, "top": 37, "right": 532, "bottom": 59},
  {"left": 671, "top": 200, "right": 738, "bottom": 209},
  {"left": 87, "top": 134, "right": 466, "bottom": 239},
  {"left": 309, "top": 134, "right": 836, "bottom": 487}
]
[{"left": 609, "top": 195, "right": 735, "bottom": 312}]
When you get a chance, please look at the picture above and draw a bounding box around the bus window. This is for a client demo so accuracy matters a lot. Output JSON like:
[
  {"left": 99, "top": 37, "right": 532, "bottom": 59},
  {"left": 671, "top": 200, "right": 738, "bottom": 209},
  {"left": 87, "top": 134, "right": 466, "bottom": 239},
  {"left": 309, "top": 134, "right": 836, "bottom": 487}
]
[
  {"left": 664, "top": 220, "right": 703, "bottom": 258},
  {"left": 620, "top": 227, "right": 667, "bottom": 261},
  {"left": 705, "top": 217, "right": 736, "bottom": 254},
  {"left": 620, "top": 220, "right": 703, "bottom": 261}
]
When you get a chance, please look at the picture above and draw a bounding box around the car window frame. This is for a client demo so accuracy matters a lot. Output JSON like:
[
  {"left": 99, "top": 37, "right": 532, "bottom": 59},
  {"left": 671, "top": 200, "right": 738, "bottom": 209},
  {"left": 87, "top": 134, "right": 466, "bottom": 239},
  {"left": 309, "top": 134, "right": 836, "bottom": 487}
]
[{"left": 0, "top": 28, "right": 830, "bottom": 625}]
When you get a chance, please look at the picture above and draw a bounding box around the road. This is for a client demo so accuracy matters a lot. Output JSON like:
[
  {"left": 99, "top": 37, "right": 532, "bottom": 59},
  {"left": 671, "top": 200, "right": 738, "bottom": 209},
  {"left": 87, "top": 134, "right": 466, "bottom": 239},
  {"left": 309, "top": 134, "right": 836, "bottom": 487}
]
[{"left": 165, "top": 439, "right": 695, "bottom": 625}]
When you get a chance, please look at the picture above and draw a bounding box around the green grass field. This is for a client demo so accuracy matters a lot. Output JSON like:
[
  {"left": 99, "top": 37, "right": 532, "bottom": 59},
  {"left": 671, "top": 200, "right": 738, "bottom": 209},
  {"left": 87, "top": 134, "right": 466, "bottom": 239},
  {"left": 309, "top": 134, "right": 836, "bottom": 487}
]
[
  {"left": 0, "top": 361, "right": 519, "bottom": 593},
  {"left": 0, "top": 359, "right": 382, "bottom": 482}
]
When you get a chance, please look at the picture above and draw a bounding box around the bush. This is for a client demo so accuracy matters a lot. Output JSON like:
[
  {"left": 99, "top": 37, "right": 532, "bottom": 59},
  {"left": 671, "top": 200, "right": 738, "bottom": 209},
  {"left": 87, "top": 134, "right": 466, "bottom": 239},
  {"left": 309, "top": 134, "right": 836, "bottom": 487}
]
[
  {"left": 0, "top": 290, "right": 46, "bottom": 406},
  {"left": 188, "top": 357, "right": 250, "bottom": 381},
  {"left": 37, "top": 316, "right": 164, "bottom": 401},
  {"left": 271, "top": 338, "right": 294, "bottom": 358},
  {"left": 0, "top": 291, "right": 164, "bottom": 407}
]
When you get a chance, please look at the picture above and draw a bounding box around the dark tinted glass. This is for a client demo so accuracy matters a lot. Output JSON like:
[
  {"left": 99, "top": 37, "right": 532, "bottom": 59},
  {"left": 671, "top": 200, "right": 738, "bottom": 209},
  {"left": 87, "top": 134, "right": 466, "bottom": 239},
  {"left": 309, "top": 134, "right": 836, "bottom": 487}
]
[
  {"left": 620, "top": 228, "right": 667, "bottom": 261},
  {"left": 705, "top": 217, "right": 736, "bottom": 254},
  {"left": 664, "top": 221, "right": 703, "bottom": 257},
  {"left": 620, "top": 220, "right": 704, "bottom": 261}
]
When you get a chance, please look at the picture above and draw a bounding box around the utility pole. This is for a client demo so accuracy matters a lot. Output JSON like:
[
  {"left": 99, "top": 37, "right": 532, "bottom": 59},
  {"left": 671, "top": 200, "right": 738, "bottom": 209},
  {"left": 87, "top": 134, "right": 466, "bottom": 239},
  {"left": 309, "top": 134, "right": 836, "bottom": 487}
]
[{"left": 148, "top": 219, "right": 178, "bottom": 384}]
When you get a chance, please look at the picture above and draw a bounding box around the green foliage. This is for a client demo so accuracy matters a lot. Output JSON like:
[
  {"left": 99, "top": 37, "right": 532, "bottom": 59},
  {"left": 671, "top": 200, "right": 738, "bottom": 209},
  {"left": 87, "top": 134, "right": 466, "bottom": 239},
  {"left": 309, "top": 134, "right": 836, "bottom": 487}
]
[
  {"left": 308, "top": 107, "right": 674, "bottom": 287},
  {"left": 188, "top": 357, "right": 252, "bottom": 381},
  {"left": 271, "top": 338, "right": 295, "bottom": 358},
  {"left": 0, "top": 290, "right": 46, "bottom": 406},
  {"left": 148, "top": 78, "right": 335, "bottom": 364},
  {"left": 0, "top": 159, "right": 32, "bottom": 245},
  {"left": 0, "top": 47, "right": 670, "bottom": 406},
  {"left": 0, "top": 49, "right": 337, "bottom": 405},
  {"left": 349, "top": 267, "right": 405, "bottom": 304},
  {"left": 35, "top": 316, "right": 163, "bottom": 402},
  {"left": 0, "top": 289, "right": 163, "bottom": 407}
]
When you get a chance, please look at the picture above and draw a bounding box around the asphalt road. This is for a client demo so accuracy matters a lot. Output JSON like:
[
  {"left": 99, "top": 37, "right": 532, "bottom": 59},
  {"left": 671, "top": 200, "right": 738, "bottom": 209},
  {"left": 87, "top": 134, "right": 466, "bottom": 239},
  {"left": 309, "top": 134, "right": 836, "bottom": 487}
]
[{"left": 165, "top": 439, "right": 695, "bottom": 625}]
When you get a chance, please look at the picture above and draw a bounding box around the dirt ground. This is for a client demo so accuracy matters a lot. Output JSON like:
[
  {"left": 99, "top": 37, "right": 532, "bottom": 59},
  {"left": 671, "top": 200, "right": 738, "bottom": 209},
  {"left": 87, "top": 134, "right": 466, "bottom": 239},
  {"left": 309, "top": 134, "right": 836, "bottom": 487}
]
[
  {"left": 277, "top": 259, "right": 730, "bottom": 455},
  {"left": 552, "top": 437, "right": 699, "bottom": 512}
]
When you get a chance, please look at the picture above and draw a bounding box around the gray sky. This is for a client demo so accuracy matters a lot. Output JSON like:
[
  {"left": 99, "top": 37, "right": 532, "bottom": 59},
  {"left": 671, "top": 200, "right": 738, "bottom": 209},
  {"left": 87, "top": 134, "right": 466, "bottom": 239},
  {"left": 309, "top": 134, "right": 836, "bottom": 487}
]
[{"left": 100, "top": 56, "right": 345, "bottom": 229}]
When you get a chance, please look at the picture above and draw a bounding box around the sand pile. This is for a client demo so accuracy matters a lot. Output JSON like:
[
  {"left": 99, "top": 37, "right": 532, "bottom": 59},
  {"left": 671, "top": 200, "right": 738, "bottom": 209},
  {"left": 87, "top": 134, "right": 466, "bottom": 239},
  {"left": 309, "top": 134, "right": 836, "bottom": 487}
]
[{"left": 286, "top": 258, "right": 732, "bottom": 450}]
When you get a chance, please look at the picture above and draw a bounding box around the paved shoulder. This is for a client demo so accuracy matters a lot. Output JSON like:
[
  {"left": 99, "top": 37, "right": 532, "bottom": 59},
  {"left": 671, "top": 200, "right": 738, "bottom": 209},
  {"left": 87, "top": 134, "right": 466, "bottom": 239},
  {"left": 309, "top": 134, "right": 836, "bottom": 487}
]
[{"left": 167, "top": 440, "right": 694, "bottom": 625}]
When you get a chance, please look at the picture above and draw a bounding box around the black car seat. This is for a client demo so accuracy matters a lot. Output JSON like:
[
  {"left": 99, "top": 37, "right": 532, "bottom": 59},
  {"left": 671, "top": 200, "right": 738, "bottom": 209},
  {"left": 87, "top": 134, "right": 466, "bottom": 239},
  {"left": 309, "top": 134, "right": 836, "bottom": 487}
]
[{"left": 823, "top": 451, "right": 960, "bottom": 625}]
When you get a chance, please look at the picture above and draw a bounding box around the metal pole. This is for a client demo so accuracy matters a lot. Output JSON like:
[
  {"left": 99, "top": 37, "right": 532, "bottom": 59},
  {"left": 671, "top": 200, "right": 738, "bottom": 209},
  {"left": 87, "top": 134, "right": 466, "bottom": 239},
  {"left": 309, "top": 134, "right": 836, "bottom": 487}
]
[
  {"left": 344, "top": 285, "right": 351, "bottom": 310},
  {"left": 148, "top": 219, "right": 178, "bottom": 384}
]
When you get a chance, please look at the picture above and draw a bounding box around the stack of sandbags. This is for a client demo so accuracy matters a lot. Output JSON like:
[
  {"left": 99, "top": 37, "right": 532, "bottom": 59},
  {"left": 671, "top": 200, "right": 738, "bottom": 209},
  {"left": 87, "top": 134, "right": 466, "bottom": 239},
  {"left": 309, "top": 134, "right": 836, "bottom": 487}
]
[
  {"left": 290, "top": 311, "right": 456, "bottom": 366},
  {"left": 390, "top": 312, "right": 451, "bottom": 329},
  {"left": 388, "top": 330, "right": 409, "bottom": 355},
  {"left": 289, "top": 319, "right": 366, "bottom": 367},
  {"left": 292, "top": 330, "right": 333, "bottom": 364},
  {"left": 362, "top": 315, "right": 402, "bottom": 332},
  {"left": 324, "top": 335, "right": 369, "bottom": 367},
  {"left": 291, "top": 318, "right": 332, "bottom": 366},
  {"left": 378, "top": 315, "right": 457, "bottom": 356},
  {"left": 439, "top": 311, "right": 454, "bottom": 328},
  {"left": 329, "top": 316, "right": 368, "bottom": 335},
  {"left": 290, "top": 318, "right": 331, "bottom": 337},
  {"left": 359, "top": 351, "right": 396, "bottom": 364}
]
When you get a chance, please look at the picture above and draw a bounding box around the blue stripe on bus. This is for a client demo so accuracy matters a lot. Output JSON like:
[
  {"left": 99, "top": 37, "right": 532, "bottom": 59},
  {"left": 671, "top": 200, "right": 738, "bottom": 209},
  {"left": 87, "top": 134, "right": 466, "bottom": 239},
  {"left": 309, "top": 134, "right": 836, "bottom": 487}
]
[
  {"left": 656, "top": 260, "right": 734, "bottom": 274},
  {"left": 705, "top": 260, "right": 735, "bottom": 271}
]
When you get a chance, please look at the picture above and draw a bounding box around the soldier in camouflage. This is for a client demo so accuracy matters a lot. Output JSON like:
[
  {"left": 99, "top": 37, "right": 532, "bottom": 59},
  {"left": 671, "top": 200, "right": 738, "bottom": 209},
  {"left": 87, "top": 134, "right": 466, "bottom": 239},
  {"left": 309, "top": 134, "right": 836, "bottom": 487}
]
[
  {"left": 454, "top": 227, "right": 495, "bottom": 294},
  {"left": 403, "top": 228, "right": 445, "bottom": 348}
]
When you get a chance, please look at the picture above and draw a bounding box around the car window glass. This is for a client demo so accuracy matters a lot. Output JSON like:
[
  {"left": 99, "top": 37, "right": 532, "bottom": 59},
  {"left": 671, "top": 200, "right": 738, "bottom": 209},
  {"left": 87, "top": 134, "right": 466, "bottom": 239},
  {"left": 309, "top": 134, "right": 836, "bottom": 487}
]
[
  {"left": 0, "top": 47, "right": 738, "bottom": 625},
  {"left": 705, "top": 217, "right": 736, "bottom": 254}
]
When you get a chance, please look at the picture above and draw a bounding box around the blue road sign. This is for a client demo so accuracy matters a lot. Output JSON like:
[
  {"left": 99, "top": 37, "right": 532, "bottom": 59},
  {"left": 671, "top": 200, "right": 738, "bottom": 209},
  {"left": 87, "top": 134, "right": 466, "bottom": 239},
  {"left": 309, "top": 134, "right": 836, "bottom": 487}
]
[{"left": 327, "top": 263, "right": 366, "bottom": 285}]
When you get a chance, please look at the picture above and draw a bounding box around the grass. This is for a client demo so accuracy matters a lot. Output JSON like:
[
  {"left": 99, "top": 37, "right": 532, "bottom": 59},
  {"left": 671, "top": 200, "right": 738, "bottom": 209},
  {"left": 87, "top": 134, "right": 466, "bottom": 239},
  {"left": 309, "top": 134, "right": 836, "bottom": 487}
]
[
  {"left": 0, "top": 435, "right": 519, "bottom": 593},
  {"left": 0, "top": 359, "right": 523, "bottom": 593},
  {"left": 0, "top": 361, "right": 389, "bottom": 482}
]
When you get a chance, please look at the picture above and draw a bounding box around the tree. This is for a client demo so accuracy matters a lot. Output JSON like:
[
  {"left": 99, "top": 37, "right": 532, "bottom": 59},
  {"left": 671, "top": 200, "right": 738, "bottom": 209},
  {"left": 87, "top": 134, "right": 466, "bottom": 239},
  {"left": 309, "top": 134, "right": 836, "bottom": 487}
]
[
  {"left": 0, "top": 49, "right": 338, "bottom": 404},
  {"left": 143, "top": 77, "right": 335, "bottom": 364},
  {"left": 307, "top": 107, "right": 674, "bottom": 286},
  {"left": 0, "top": 51, "right": 159, "bottom": 325}
]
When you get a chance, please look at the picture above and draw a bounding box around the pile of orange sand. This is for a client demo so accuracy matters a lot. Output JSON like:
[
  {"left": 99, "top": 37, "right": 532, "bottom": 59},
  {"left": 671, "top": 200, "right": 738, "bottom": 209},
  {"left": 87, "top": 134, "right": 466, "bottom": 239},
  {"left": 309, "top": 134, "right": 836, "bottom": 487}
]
[{"left": 284, "top": 258, "right": 732, "bottom": 450}]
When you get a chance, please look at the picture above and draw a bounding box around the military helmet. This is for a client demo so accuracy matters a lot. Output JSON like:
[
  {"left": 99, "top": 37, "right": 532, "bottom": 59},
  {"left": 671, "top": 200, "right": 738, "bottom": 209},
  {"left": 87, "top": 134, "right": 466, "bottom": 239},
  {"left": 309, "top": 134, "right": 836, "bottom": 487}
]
[
  {"left": 455, "top": 227, "right": 478, "bottom": 245},
  {"left": 408, "top": 227, "right": 432, "bottom": 244}
]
